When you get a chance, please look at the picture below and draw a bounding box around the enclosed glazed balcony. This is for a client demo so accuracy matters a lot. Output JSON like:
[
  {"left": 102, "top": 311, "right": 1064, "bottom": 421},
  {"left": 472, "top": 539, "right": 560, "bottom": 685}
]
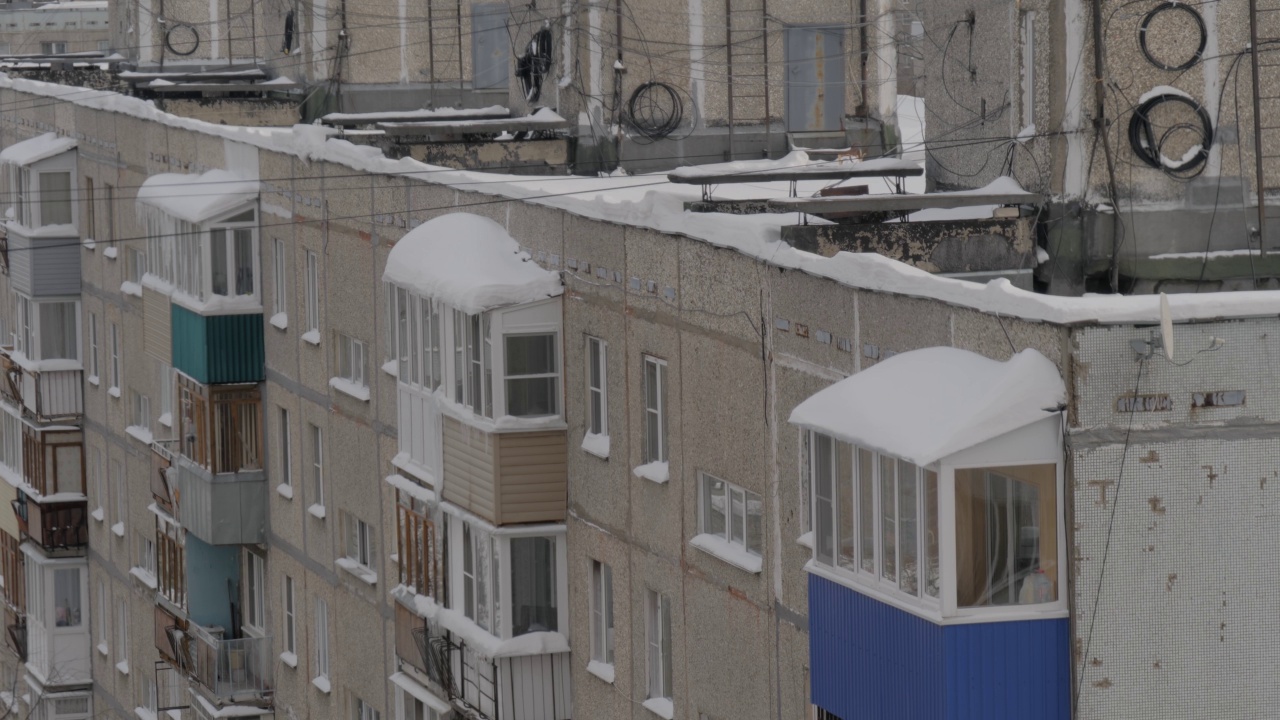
[
  {"left": 163, "top": 376, "right": 265, "bottom": 545},
  {"left": 0, "top": 348, "right": 82, "bottom": 424},
  {"left": 441, "top": 416, "right": 567, "bottom": 525}
]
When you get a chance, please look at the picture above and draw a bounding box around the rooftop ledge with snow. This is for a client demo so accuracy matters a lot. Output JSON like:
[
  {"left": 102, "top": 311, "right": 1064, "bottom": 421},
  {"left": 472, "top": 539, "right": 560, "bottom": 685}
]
[
  {"left": 1, "top": 74, "right": 1277, "bottom": 327},
  {"left": 382, "top": 213, "right": 563, "bottom": 315},
  {"left": 768, "top": 176, "right": 1041, "bottom": 213},
  {"left": 788, "top": 347, "right": 1066, "bottom": 467},
  {"left": 666, "top": 151, "right": 924, "bottom": 184}
]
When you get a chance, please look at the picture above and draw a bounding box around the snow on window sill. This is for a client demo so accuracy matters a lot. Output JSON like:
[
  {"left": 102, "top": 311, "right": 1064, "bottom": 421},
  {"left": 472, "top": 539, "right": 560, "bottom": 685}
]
[
  {"left": 312, "top": 676, "right": 331, "bottom": 694},
  {"left": 97, "top": 642, "right": 108, "bottom": 656},
  {"left": 301, "top": 329, "right": 321, "bottom": 345},
  {"left": 335, "top": 557, "right": 377, "bottom": 585},
  {"left": 91, "top": 507, "right": 104, "bottom": 522},
  {"left": 307, "top": 503, "right": 326, "bottom": 519},
  {"left": 582, "top": 432, "right": 609, "bottom": 459},
  {"left": 120, "top": 281, "right": 142, "bottom": 297},
  {"left": 129, "top": 567, "right": 158, "bottom": 589},
  {"left": 276, "top": 483, "right": 293, "bottom": 500},
  {"left": 642, "top": 697, "right": 674, "bottom": 720},
  {"left": 329, "top": 377, "right": 370, "bottom": 402},
  {"left": 87, "top": 375, "right": 99, "bottom": 387},
  {"left": 796, "top": 531, "right": 814, "bottom": 550},
  {"left": 586, "top": 660, "right": 615, "bottom": 684},
  {"left": 135, "top": 707, "right": 157, "bottom": 720},
  {"left": 82, "top": 238, "right": 96, "bottom": 250},
  {"left": 116, "top": 660, "right": 129, "bottom": 675},
  {"left": 158, "top": 412, "right": 172, "bottom": 428},
  {"left": 108, "top": 386, "right": 121, "bottom": 398},
  {"left": 633, "top": 461, "right": 669, "bottom": 484},
  {"left": 125, "top": 425, "right": 153, "bottom": 445},
  {"left": 280, "top": 651, "right": 297, "bottom": 668},
  {"left": 103, "top": 246, "right": 117, "bottom": 259},
  {"left": 691, "top": 534, "right": 763, "bottom": 574},
  {"left": 111, "top": 522, "right": 124, "bottom": 537},
  {"left": 270, "top": 312, "right": 288, "bottom": 331},
  {"left": 381, "top": 359, "right": 397, "bottom": 378}
]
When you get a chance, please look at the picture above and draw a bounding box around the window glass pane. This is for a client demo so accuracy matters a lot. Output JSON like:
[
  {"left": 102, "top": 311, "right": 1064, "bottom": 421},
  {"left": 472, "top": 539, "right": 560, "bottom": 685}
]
[
  {"left": 38, "top": 172, "right": 71, "bottom": 226},
  {"left": 54, "top": 568, "right": 81, "bottom": 627},
  {"left": 836, "top": 442, "right": 854, "bottom": 571},
  {"left": 746, "top": 490, "right": 763, "bottom": 555},
  {"left": 506, "top": 377, "right": 557, "bottom": 417},
  {"left": 602, "top": 564, "right": 613, "bottom": 663},
  {"left": 880, "top": 455, "right": 896, "bottom": 582},
  {"left": 955, "top": 464, "right": 1057, "bottom": 607},
  {"left": 858, "top": 448, "right": 875, "bottom": 573},
  {"left": 509, "top": 536, "right": 557, "bottom": 635},
  {"left": 704, "top": 476, "right": 725, "bottom": 538},
  {"left": 210, "top": 229, "right": 228, "bottom": 295},
  {"left": 39, "top": 302, "right": 76, "bottom": 360},
  {"left": 234, "top": 229, "right": 254, "bottom": 296},
  {"left": 923, "top": 469, "right": 939, "bottom": 598},
  {"left": 898, "top": 459, "right": 919, "bottom": 596},
  {"left": 505, "top": 334, "right": 556, "bottom": 375},
  {"left": 729, "top": 488, "right": 745, "bottom": 544},
  {"left": 812, "top": 434, "right": 834, "bottom": 564}
]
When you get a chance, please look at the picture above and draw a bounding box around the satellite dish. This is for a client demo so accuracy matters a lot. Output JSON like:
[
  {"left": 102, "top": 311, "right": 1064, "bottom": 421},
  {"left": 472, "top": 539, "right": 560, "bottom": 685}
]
[{"left": 1159, "top": 293, "right": 1174, "bottom": 361}]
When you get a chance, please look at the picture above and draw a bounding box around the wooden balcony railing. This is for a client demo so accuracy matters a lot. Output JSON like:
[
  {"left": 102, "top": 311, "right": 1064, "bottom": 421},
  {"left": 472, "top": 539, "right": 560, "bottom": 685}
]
[
  {"left": 176, "top": 376, "right": 261, "bottom": 475},
  {"left": 396, "top": 500, "right": 437, "bottom": 597},
  {"left": 21, "top": 424, "right": 84, "bottom": 497}
]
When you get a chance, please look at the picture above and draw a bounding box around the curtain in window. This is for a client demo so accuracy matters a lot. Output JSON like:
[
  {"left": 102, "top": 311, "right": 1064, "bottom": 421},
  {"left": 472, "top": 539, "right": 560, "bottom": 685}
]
[
  {"left": 53, "top": 568, "right": 80, "bottom": 627},
  {"left": 234, "top": 229, "right": 254, "bottom": 295},
  {"left": 210, "top": 229, "right": 229, "bottom": 295},
  {"left": 510, "top": 536, "right": 557, "bottom": 635}
]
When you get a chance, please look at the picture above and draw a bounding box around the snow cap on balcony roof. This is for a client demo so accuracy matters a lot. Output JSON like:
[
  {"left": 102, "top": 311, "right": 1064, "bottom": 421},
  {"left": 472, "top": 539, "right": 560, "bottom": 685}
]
[
  {"left": 383, "top": 212, "right": 562, "bottom": 315},
  {"left": 136, "top": 169, "right": 259, "bottom": 224},
  {"left": 789, "top": 347, "right": 1065, "bottom": 466},
  {"left": 0, "top": 132, "right": 76, "bottom": 166}
]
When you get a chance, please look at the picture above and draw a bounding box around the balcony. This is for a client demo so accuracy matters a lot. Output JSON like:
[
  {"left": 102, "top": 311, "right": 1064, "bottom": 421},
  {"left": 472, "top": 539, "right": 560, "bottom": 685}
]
[
  {"left": 154, "top": 604, "right": 190, "bottom": 669},
  {"left": 12, "top": 494, "right": 87, "bottom": 553},
  {"left": 20, "top": 424, "right": 84, "bottom": 498},
  {"left": 440, "top": 415, "right": 567, "bottom": 526},
  {"left": 0, "top": 349, "right": 82, "bottom": 424},
  {"left": 188, "top": 624, "right": 272, "bottom": 704},
  {"left": 165, "top": 458, "right": 265, "bottom": 546},
  {"left": 404, "top": 613, "right": 571, "bottom": 720},
  {"left": 171, "top": 304, "right": 263, "bottom": 385},
  {"left": 5, "top": 608, "right": 24, "bottom": 662}
]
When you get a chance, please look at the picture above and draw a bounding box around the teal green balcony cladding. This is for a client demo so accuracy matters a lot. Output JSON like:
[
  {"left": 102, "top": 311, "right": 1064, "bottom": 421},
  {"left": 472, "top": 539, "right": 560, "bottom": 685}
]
[{"left": 171, "top": 304, "right": 265, "bottom": 384}]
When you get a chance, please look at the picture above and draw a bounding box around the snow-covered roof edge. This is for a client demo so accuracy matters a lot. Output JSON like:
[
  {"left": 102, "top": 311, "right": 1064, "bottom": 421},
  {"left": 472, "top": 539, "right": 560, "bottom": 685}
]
[
  {"left": 0, "top": 132, "right": 76, "bottom": 166},
  {"left": 3, "top": 73, "right": 1275, "bottom": 327}
]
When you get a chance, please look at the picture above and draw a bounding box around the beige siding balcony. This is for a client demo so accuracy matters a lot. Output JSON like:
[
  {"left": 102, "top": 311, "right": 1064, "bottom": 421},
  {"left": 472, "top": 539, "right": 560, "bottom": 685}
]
[{"left": 440, "top": 416, "right": 566, "bottom": 525}]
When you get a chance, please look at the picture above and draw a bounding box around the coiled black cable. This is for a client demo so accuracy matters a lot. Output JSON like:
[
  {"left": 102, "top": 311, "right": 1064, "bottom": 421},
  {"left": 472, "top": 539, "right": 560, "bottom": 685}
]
[
  {"left": 1139, "top": 2, "right": 1206, "bottom": 71},
  {"left": 1127, "top": 91, "right": 1213, "bottom": 177},
  {"left": 625, "top": 82, "right": 683, "bottom": 140}
]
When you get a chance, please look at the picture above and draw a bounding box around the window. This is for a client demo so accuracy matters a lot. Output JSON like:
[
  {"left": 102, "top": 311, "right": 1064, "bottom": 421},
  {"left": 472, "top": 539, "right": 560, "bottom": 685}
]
[
  {"left": 98, "top": 39, "right": 109, "bottom": 52},
  {"left": 458, "top": 520, "right": 494, "bottom": 632},
  {"left": 40, "top": 41, "right": 67, "bottom": 54},
  {"left": 336, "top": 333, "right": 366, "bottom": 387},
  {"left": 13, "top": 296, "right": 29, "bottom": 356},
  {"left": 305, "top": 251, "right": 319, "bottom": 333},
  {"left": 126, "top": 247, "right": 145, "bottom": 284},
  {"left": 104, "top": 183, "right": 115, "bottom": 242},
  {"left": 138, "top": 536, "right": 156, "bottom": 576},
  {"left": 206, "top": 209, "right": 257, "bottom": 299},
  {"left": 245, "top": 552, "right": 265, "bottom": 631},
  {"left": 11, "top": 166, "right": 27, "bottom": 226},
  {"left": 283, "top": 575, "right": 296, "bottom": 655},
  {"left": 642, "top": 356, "right": 667, "bottom": 463},
  {"left": 0, "top": 411, "right": 20, "bottom": 474},
  {"left": 344, "top": 513, "right": 374, "bottom": 568},
  {"left": 510, "top": 535, "right": 556, "bottom": 635},
  {"left": 116, "top": 599, "right": 128, "bottom": 669},
  {"left": 388, "top": 287, "right": 443, "bottom": 390},
  {"left": 109, "top": 322, "right": 120, "bottom": 391},
  {"left": 38, "top": 171, "right": 71, "bottom": 226},
  {"left": 955, "top": 465, "right": 1057, "bottom": 607},
  {"left": 808, "top": 432, "right": 943, "bottom": 603},
  {"left": 452, "top": 310, "right": 491, "bottom": 417},
  {"left": 18, "top": 299, "right": 79, "bottom": 361},
  {"left": 89, "top": 447, "right": 102, "bottom": 513},
  {"left": 396, "top": 688, "right": 441, "bottom": 720},
  {"left": 96, "top": 580, "right": 107, "bottom": 648},
  {"left": 354, "top": 698, "right": 379, "bottom": 720},
  {"left": 112, "top": 459, "right": 124, "bottom": 528},
  {"left": 87, "top": 313, "right": 98, "bottom": 380},
  {"left": 590, "top": 560, "right": 613, "bottom": 665},
  {"left": 587, "top": 336, "right": 607, "bottom": 436},
  {"left": 279, "top": 408, "right": 292, "bottom": 488},
  {"left": 140, "top": 671, "right": 157, "bottom": 714},
  {"left": 645, "top": 590, "right": 672, "bottom": 701},
  {"left": 54, "top": 568, "right": 81, "bottom": 627},
  {"left": 504, "top": 333, "right": 558, "bottom": 417},
  {"left": 84, "top": 177, "right": 95, "bottom": 239},
  {"left": 157, "top": 362, "right": 173, "bottom": 424},
  {"left": 273, "top": 238, "right": 288, "bottom": 315},
  {"left": 309, "top": 424, "right": 324, "bottom": 511},
  {"left": 130, "top": 390, "right": 150, "bottom": 431},
  {"left": 699, "top": 474, "right": 764, "bottom": 557},
  {"left": 314, "top": 598, "right": 329, "bottom": 680}
]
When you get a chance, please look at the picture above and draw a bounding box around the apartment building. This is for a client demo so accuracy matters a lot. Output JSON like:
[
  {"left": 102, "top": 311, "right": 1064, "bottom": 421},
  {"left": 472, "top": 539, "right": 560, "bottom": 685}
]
[{"left": 0, "top": 1, "right": 109, "bottom": 57}]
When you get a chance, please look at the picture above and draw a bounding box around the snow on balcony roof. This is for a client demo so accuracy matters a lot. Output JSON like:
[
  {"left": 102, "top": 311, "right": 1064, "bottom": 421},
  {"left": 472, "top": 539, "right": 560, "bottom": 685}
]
[
  {"left": 789, "top": 347, "right": 1065, "bottom": 466},
  {"left": 322, "top": 104, "right": 510, "bottom": 125},
  {"left": 382, "top": 212, "right": 562, "bottom": 315},
  {"left": 135, "top": 169, "right": 259, "bottom": 224},
  {"left": 667, "top": 150, "right": 923, "bottom": 183},
  {"left": 0, "top": 132, "right": 76, "bottom": 166}
]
